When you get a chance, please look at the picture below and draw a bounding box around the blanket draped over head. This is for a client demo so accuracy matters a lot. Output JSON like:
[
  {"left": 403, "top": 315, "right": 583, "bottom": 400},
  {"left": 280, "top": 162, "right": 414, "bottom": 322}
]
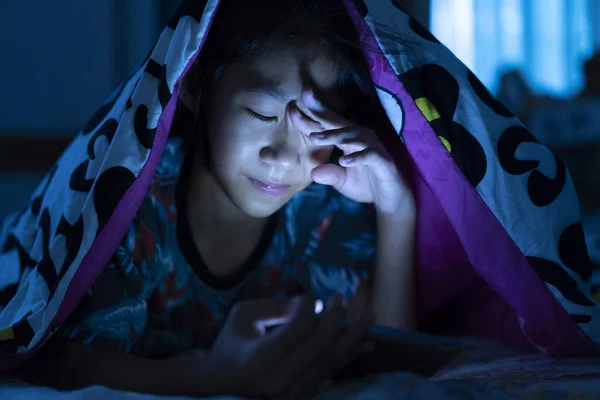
[{"left": 1, "top": 0, "right": 599, "bottom": 371}]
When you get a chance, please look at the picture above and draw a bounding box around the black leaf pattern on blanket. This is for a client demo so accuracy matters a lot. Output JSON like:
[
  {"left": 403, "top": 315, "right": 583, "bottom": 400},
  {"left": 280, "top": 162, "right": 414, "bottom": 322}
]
[
  {"left": 527, "top": 256, "right": 594, "bottom": 307},
  {"left": 36, "top": 209, "right": 59, "bottom": 292},
  {"left": 93, "top": 167, "right": 136, "bottom": 234},
  {"left": 87, "top": 119, "right": 118, "bottom": 160},
  {"left": 81, "top": 82, "right": 129, "bottom": 135},
  {"left": 134, "top": 105, "right": 156, "bottom": 149},
  {"left": 69, "top": 161, "right": 94, "bottom": 193},
  {"left": 559, "top": 222, "right": 592, "bottom": 282},
  {"left": 497, "top": 125, "right": 567, "bottom": 207},
  {"left": 55, "top": 213, "right": 85, "bottom": 281},
  {"left": 0, "top": 236, "right": 37, "bottom": 306}
]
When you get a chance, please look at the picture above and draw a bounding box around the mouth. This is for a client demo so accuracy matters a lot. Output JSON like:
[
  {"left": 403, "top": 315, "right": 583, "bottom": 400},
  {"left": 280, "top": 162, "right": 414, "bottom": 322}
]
[{"left": 247, "top": 177, "right": 291, "bottom": 197}]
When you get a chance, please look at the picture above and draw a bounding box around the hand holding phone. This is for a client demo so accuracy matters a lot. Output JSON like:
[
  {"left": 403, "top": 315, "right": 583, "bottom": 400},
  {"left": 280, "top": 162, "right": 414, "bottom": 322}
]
[
  {"left": 260, "top": 295, "right": 461, "bottom": 380},
  {"left": 208, "top": 294, "right": 372, "bottom": 399}
]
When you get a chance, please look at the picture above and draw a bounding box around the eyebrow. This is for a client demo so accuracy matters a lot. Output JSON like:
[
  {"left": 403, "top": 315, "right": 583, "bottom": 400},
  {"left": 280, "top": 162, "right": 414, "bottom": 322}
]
[
  {"left": 241, "top": 85, "right": 291, "bottom": 103},
  {"left": 239, "top": 78, "right": 346, "bottom": 115}
]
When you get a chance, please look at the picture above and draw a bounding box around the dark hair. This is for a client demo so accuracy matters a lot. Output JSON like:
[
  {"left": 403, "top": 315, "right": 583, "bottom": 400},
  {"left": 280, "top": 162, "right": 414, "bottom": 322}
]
[{"left": 178, "top": 0, "right": 382, "bottom": 162}]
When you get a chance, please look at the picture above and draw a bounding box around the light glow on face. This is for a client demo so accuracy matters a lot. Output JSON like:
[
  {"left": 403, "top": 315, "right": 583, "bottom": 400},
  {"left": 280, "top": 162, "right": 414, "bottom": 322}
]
[{"left": 204, "top": 50, "right": 341, "bottom": 219}]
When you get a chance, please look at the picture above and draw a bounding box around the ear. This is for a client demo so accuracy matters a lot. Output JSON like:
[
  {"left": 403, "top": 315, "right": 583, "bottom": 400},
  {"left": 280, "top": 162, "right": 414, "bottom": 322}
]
[
  {"left": 178, "top": 61, "right": 203, "bottom": 112},
  {"left": 178, "top": 73, "right": 198, "bottom": 112}
]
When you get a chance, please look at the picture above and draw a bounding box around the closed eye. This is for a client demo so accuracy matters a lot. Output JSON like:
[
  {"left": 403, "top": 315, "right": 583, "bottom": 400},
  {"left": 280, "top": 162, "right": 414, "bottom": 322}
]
[{"left": 245, "top": 108, "right": 277, "bottom": 123}]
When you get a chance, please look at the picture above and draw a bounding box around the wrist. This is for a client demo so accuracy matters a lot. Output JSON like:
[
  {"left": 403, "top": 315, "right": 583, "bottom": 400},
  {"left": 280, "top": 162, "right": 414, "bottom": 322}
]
[
  {"left": 195, "top": 355, "right": 238, "bottom": 398},
  {"left": 375, "top": 199, "right": 416, "bottom": 225},
  {"left": 165, "top": 355, "right": 230, "bottom": 398}
]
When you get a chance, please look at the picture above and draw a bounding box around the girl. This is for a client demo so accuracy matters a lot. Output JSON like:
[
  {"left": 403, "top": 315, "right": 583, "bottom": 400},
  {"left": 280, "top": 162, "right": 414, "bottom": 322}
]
[
  {"left": 3, "top": 0, "right": 598, "bottom": 398},
  {"left": 29, "top": 0, "right": 415, "bottom": 398}
]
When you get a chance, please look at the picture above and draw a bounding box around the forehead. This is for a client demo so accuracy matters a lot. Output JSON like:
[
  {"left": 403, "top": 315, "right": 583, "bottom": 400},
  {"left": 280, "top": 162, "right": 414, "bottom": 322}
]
[{"left": 224, "top": 47, "right": 346, "bottom": 108}]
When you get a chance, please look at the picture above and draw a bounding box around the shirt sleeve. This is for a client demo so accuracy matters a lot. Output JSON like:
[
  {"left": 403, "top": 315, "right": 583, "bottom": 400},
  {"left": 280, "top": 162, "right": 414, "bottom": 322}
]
[{"left": 59, "top": 245, "right": 153, "bottom": 353}]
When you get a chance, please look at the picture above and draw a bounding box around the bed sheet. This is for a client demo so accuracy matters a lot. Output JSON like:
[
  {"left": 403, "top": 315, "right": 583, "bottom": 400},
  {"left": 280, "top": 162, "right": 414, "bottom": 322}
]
[{"left": 2, "top": 351, "right": 599, "bottom": 400}]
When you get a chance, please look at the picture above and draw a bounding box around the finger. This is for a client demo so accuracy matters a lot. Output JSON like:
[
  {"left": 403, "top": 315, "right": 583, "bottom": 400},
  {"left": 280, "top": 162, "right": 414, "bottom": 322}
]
[
  {"left": 286, "top": 340, "right": 375, "bottom": 399},
  {"left": 306, "top": 292, "right": 346, "bottom": 346},
  {"left": 309, "top": 127, "right": 367, "bottom": 153},
  {"left": 331, "top": 310, "right": 374, "bottom": 364},
  {"left": 339, "top": 147, "right": 387, "bottom": 168},
  {"left": 311, "top": 163, "right": 347, "bottom": 192},
  {"left": 232, "top": 297, "right": 296, "bottom": 335},
  {"left": 301, "top": 90, "right": 350, "bottom": 130},
  {"left": 308, "top": 309, "right": 372, "bottom": 380},
  {"left": 289, "top": 106, "right": 324, "bottom": 136},
  {"left": 282, "top": 294, "right": 346, "bottom": 370},
  {"left": 279, "top": 294, "right": 346, "bottom": 391},
  {"left": 265, "top": 295, "right": 318, "bottom": 352},
  {"left": 346, "top": 277, "right": 372, "bottom": 322}
]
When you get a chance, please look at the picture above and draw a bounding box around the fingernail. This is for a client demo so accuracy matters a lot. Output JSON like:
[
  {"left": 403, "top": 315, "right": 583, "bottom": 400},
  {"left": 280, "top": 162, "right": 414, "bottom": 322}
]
[
  {"left": 341, "top": 155, "right": 354, "bottom": 164},
  {"left": 314, "top": 299, "right": 324, "bottom": 314},
  {"left": 304, "top": 90, "right": 318, "bottom": 103}
]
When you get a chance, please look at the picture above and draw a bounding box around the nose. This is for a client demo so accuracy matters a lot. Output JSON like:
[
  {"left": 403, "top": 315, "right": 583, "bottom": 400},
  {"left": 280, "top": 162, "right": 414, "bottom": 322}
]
[
  {"left": 260, "top": 126, "right": 302, "bottom": 169},
  {"left": 259, "top": 142, "right": 301, "bottom": 169}
]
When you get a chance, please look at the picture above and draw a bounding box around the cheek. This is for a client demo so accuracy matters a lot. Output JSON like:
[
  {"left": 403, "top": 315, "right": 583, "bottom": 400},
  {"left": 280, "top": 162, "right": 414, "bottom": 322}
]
[
  {"left": 207, "top": 118, "right": 251, "bottom": 164},
  {"left": 206, "top": 123, "right": 231, "bottom": 162}
]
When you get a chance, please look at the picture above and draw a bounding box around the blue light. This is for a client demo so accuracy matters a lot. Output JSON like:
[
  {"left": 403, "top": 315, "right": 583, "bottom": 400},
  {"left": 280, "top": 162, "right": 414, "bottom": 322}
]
[{"left": 430, "top": 0, "right": 593, "bottom": 97}]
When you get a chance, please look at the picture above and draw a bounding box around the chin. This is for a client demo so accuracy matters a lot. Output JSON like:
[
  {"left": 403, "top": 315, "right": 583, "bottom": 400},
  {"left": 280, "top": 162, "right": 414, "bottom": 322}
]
[
  {"left": 238, "top": 199, "right": 286, "bottom": 218},
  {"left": 228, "top": 177, "right": 301, "bottom": 218},
  {"left": 223, "top": 174, "right": 308, "bottom": 218}
]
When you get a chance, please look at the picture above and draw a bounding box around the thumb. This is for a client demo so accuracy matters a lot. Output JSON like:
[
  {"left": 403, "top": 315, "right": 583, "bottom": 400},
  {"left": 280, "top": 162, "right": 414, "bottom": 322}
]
[
  {"left": 347, "top": 277, "right": 372, "bottom": 322},
  {"left": 311, "top": 163, "right": 347, "bottom": 191},
  {"left": 233, "top": 298, "right": 296, "bottom": 336},
  {"left": 266, "top": 295, "right": 318, "bottom": 349}
]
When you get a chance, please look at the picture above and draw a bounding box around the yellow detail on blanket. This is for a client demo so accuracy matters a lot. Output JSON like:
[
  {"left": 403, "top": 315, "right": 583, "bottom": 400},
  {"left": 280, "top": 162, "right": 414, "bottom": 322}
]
[
  {"left": 414, "top": 98, "right": 450, "bottom": 152},
  {"left": 415, "top": 97, "right": 441, "bottom": 122},
  {"left": 439, "top": 137, "right": 451, "bottom": 153},
  {"left": 592, "top": 287, "right": 600, "bottom": 304},
  {"left": 0, "top": 326, "right": 15, "bottom": 341}
]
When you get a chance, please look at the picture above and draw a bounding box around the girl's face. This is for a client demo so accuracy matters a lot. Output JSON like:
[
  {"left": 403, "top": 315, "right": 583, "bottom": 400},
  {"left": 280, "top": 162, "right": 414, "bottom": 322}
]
[{"left": 204, "top": 47, "right": 346, "bottom": 218}]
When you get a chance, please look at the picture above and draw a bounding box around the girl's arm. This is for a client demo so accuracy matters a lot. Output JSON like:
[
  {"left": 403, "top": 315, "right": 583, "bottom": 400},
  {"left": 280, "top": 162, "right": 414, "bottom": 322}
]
[
  {"left": 370, "top": 205, "right": 417, "bottom": 331},
  {"left": 53, "top": 296, "right": 371, "bottom": 399},
  {"left": 55, "top": 341, "right": 223, "bottom": 396}
]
